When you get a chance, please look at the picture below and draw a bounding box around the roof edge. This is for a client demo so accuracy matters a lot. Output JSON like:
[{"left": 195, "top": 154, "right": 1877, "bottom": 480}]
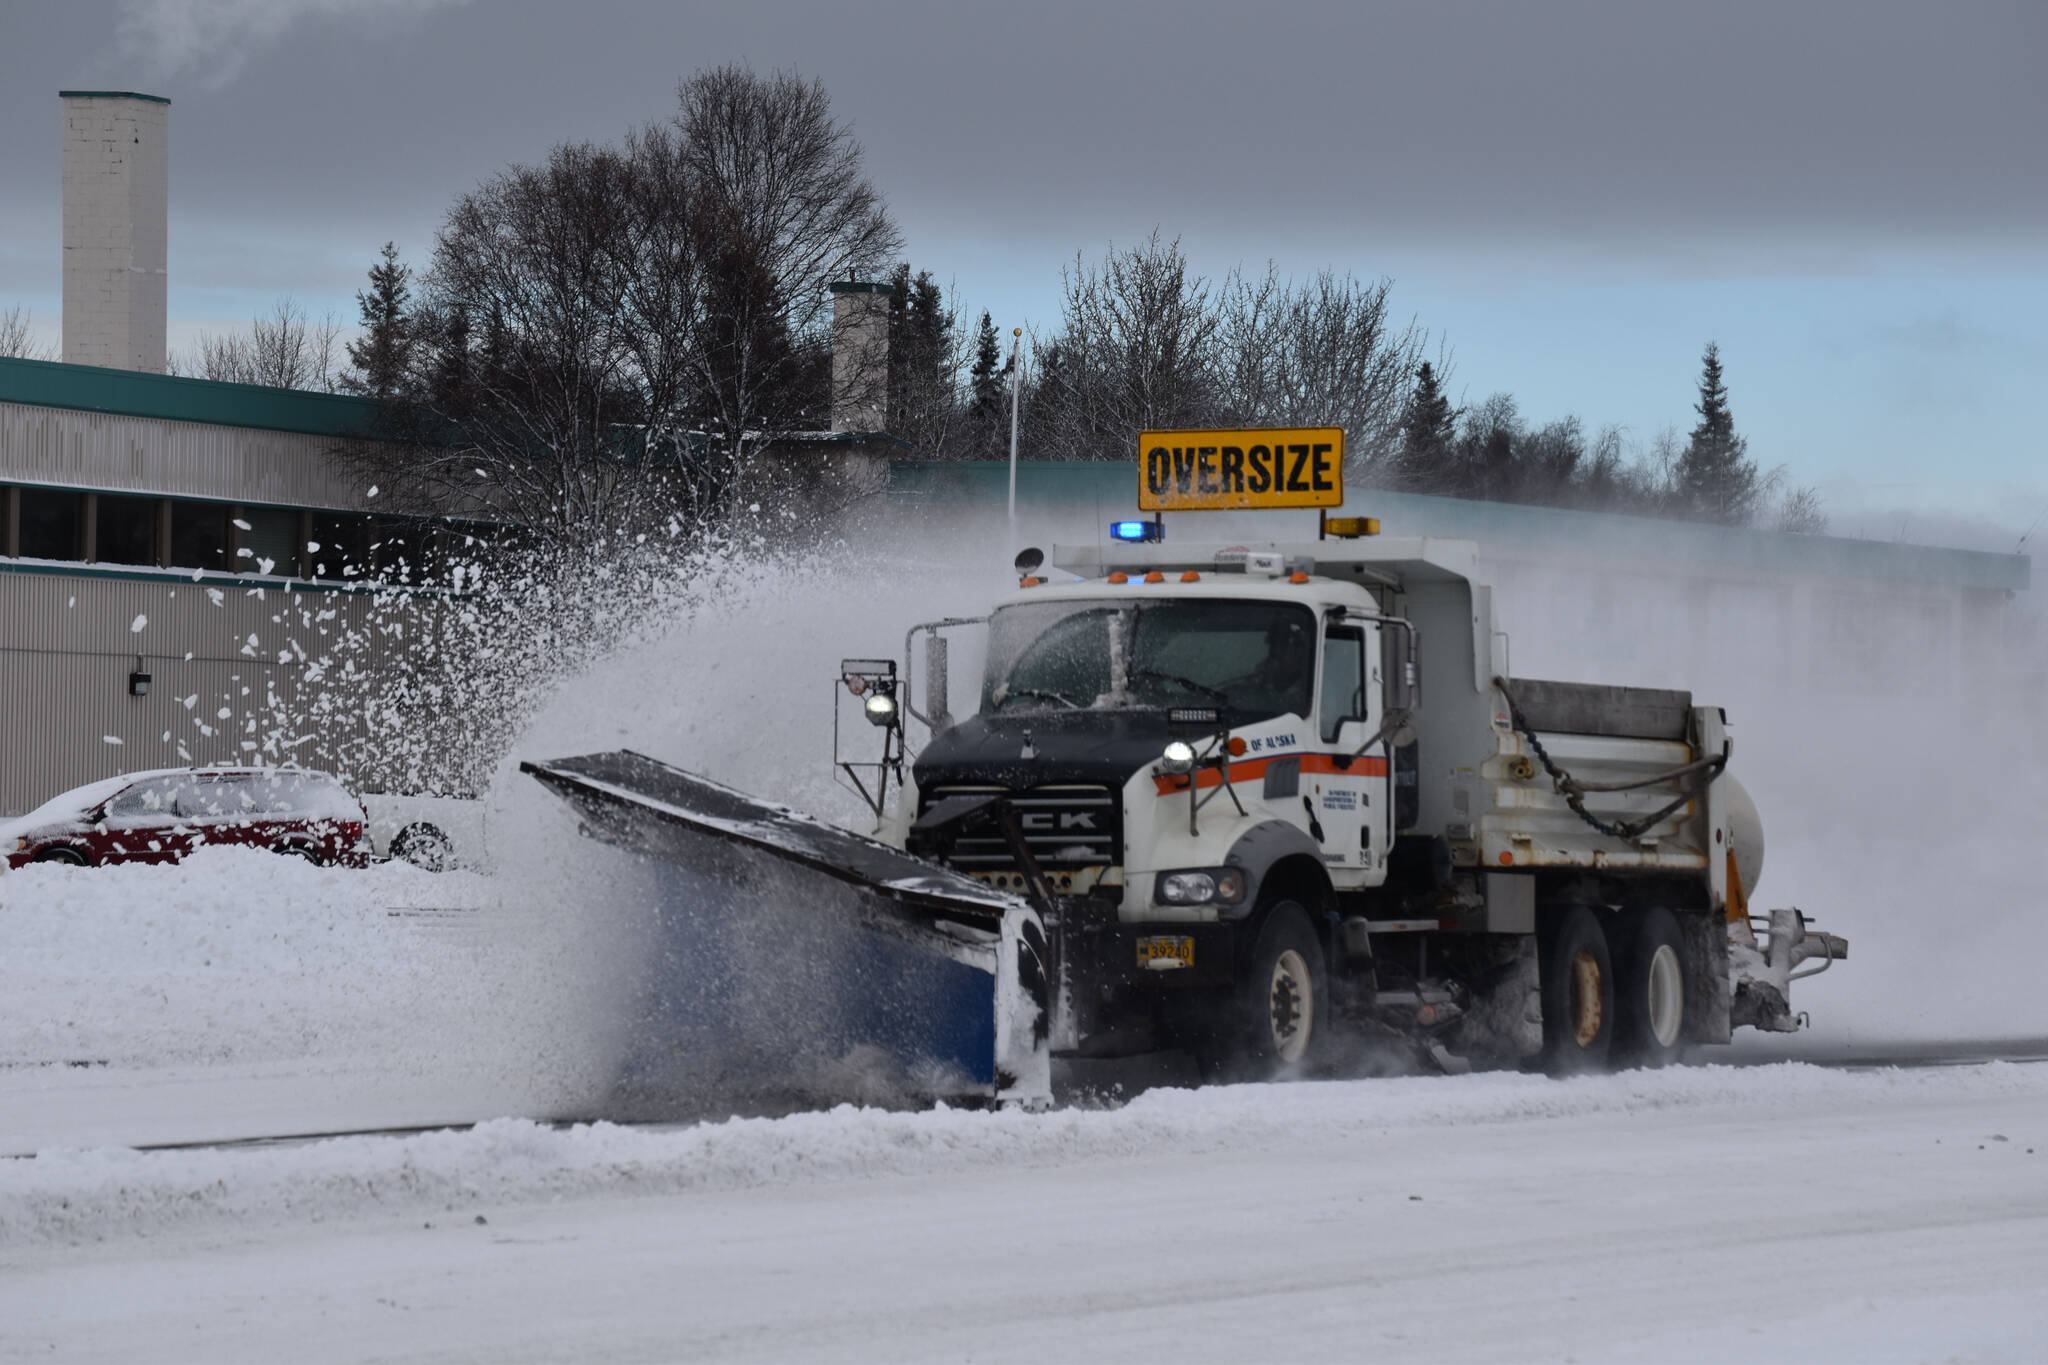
[
  {"left": 0, "top": 356, "right": 380, "bottom": 439},
  {"left": 59, "top": 90, "right": 172, "bottom": 105}
]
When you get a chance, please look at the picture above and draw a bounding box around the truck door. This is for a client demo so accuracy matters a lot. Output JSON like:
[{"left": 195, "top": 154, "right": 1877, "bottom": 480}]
[{"left": 1315, "top": 624, "right": 1385, "bottom": 881}]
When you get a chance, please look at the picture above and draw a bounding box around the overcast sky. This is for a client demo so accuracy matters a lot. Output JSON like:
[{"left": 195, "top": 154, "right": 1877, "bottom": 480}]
[{"left": 3, "top": 0, "right": 2043, "bottom": 543}]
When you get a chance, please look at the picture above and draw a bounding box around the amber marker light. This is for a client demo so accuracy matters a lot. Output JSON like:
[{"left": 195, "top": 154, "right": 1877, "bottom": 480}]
[
  {"left": 1227, "top": 737, "right": 1247, "bottom": 756},
  {"left": 1144, "top": 571, "right": 1165, "bottom": 583}
]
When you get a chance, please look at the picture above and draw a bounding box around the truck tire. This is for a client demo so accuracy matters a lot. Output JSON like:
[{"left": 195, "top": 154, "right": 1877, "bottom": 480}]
[
  {"left": 1228, "top": 902, "right": 1328, "bottom": 1080},
  {"left": 1613, "top": 907, "right": 1687, "bottom": 1068},
  {"left": 1539, "top": 905, "right": 1614, "bottom": 1075}
]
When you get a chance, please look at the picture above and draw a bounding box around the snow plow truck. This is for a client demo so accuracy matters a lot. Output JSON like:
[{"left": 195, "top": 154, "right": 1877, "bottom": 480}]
[{"left": 524, "top": 427, "right": 1846, "bottom": 1110}]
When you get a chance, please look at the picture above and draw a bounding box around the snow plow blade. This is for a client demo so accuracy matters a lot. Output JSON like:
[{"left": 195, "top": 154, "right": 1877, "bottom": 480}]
[{"left": 521, "top": 751, "right": 1050, "bottom": 1110}]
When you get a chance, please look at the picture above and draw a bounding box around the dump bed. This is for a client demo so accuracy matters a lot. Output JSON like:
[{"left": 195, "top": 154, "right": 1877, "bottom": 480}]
[
  {"left": 1480, "top": 676, "right": 1726, "bottom": 881},
  {"left": 1503, "top": 678, "right": 1693, "bottom": 742}
]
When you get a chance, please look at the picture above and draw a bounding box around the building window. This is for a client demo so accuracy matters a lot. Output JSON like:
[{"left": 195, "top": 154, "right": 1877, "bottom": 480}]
[
  {"left": 95, "top": 494, "right": 159, "bottom": 566},
  {"left": 19, "top": 488, "right": 84, "bottom": 561},
  {"left": 168, "top": 501, "right": 229, "bottom": 569},
  {"left": 309, "top": 513, "right": 369, "bottom": 579},
  {"left": 238, "top": 506, "right": 300, "bottom": 576}
]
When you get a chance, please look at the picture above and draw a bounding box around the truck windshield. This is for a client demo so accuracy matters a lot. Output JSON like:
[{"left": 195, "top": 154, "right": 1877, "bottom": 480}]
[{"left": 982, "top": 598, "right": 1316, "bottom": 724}]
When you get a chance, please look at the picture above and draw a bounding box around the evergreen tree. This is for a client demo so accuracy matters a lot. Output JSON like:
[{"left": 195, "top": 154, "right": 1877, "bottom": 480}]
[
  {"left": 1675, "top": 342, "right": 1759, "bottom": 524},
  {"left": 344, "top": 243, "right": 415, "bottom": 398},
  {"left": 1395, "top": 360, "right": 1457, "bottom": 490},
  {"left": 968, "top": 311, "right": 1004, "bottom": 421},
  {"left": 885, "top": 264, "right": 954, "bottom": 446}
]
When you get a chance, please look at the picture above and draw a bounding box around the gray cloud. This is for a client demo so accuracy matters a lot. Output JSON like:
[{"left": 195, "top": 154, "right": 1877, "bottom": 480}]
[
  {"left": 2, "top": 0, "right": 2042, "bottom": 304},
  {"left": 112, "top": 0, "right": 469, "bottom": 89}
]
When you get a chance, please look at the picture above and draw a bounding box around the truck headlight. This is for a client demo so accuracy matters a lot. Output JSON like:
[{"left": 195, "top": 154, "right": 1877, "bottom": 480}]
[
  {"left": 1156, "top": 867, "right": 1246, "bottom": 905},
  {"left": 863, "top": 692, "right": 898, "bottom": 726},
  {"left": 1159, "top": 740, "right": 1196, "bottom": 775}
]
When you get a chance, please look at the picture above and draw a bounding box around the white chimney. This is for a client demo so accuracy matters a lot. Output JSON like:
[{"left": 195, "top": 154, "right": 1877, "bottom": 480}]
[
  {"left": 829, "top": 280, "right": 892, "bottom": 433},
  {"left": 61, "top": 91, "right": 170, "bottom": 373}
]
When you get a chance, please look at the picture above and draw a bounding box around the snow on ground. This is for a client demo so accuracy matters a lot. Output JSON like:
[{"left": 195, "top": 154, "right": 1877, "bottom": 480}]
[
  {"left": 5, "top": 1062, "right": 2045, "bottom": 1361},
  {"left": 0, "top": 844, "right": 640, "bottom": 1153},
  {"left": 0, "top": 850, "right": 492, "bottom": 1072}
]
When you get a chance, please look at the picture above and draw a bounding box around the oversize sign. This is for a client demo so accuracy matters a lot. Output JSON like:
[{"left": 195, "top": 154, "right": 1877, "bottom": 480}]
[{"left": 1137, "top": 427, "right": 1344, "bottom": 511}]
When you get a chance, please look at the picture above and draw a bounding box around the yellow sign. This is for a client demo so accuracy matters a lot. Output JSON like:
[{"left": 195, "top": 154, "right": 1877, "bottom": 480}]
[{"left": 1137, "top": 427, "right": 1344, "bottom": 511}]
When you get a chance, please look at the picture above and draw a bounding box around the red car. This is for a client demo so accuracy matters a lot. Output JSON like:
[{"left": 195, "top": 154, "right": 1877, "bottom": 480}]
[{"left": 1, "top": 767, "right": 372, "bottom": 869}]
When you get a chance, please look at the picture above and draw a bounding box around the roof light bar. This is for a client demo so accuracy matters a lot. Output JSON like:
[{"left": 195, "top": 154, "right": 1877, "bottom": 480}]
[{"left": 1111, "top": 519, "right": 1164, "bottom": 543}]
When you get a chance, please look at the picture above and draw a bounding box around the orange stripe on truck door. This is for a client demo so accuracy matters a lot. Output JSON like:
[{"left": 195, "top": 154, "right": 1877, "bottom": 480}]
[{"left": 1153, "top": 752, "right": 1388, "bottom": 796}]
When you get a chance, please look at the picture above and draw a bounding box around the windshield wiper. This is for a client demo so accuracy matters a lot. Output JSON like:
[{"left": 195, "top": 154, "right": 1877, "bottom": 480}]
[
  {"left": 1130, "top": 668, "right": 1229, "bottom": 703},
  {"left": 996, "top": 687, "right": 1082, "bottom": 711}
]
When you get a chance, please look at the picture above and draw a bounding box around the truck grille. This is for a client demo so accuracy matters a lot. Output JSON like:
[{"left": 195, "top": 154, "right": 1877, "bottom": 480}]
[{"left": 921, "top": 784, "right": 1120, "bottom": 871}]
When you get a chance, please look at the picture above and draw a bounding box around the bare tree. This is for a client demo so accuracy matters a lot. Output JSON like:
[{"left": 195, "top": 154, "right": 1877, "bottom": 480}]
[
  {"left": 0, "top": 305, "right": 57, "bottom": 360},
  {"left": 1215, "top": 265, "right": 1424, "bottom": 479},
  {"left": 668, "top": 66, "right": 901, "bottom": 511},
  {"left": 174, "top": 297, "right": 344, "bottom": 390},
  {"left": 1026, "top": 241, "right": 1424, "bottom": 471},
  {"left": 1029, "top": 232, "right": 1221, "bottom": 459},
  {"left": 361, "top": 64, "right": 901, "bottom": 542}
]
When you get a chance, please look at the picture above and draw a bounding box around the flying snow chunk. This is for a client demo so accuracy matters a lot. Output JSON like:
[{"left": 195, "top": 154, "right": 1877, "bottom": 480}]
[
  {"left": 130, "top": 614, "right": 148, "bottom": 633},
  {"left": 101, "top": 735, "right": 124, "bottom": 746}
]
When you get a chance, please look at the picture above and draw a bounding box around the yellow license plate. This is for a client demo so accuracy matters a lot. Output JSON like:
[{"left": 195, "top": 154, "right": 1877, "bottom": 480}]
[{"left": 1137, "top": 935, "right": 1195, "bottom": 971}]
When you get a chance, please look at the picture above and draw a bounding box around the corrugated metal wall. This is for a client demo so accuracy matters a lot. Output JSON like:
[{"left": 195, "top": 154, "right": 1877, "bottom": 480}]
[
  {"left": 0, "top": 401, "right": 372, "bottom": 510},
  {"left": 0, "top": 566, "right": 399, "bottom": 814}
]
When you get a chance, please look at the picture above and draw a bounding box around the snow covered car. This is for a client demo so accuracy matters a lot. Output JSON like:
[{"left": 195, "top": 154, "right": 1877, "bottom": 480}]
[
  {"left": 0, "top": 768, "right": 372, "bottom": 869},
  {"left": 359, "top": 791, "right": 485, "bottom": 871}
]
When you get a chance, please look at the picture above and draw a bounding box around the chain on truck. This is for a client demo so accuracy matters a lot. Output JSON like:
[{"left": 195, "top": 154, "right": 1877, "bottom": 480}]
[{"left": 843, "top": 424, "right": 1847, "bottom": 1081}]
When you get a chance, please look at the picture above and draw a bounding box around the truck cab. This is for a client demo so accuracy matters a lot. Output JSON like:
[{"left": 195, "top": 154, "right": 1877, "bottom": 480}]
[{"left": 906, "top": 541, "right": 1447, "bottom": 1073}]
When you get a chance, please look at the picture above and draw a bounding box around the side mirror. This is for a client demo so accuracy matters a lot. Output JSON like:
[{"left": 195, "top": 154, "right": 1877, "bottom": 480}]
[
  {"left": 925, "top": 632, "right": 951, "bottom": 732},
  {"left": 1382, "top": 620, "right": 1418, "bottom": 712}
]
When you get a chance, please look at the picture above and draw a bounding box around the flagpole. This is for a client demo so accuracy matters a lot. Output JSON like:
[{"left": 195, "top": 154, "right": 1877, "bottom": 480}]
[{"left": 1007, "top": 327, "right": 1023, "bottom": 542}]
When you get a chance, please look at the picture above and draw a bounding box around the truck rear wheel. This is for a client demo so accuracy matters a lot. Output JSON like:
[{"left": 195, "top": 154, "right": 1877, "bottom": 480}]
[
  {"left": 1226, "top": 902, "right": 1327, "bottom": 1080},
  {"left": 1613, "top": 907, "right": 1687, "bottom": 1068},
  {"left": 1539, "top": 905, "right": 1614, "bottom": 1075}
]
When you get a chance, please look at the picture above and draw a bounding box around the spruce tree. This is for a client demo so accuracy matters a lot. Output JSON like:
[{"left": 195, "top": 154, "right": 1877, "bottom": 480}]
[
  {"left": 344, "top": 243, "right": 415, "bottom": 398},
  {"left": 885, "top": 265, "right": 953, "bottom": 444},
  {"left": 968, "top": 312, "right": 1004, "bottom": 422},
  {"left": 1396, "top": 361, "right": 1458, "bottom": 491},
  {"left": 1675, "top": 342, "right": 1759, "bottom": 524}
]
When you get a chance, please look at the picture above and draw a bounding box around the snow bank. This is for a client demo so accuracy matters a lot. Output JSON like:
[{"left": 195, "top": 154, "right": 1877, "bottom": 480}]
[
  {"left": 0, "top": 844, "right": 633, "bottom": 1121},
  {"left": 8, "top": 1061, "right": 2043, "bottom": 1247},
  {"left": 0, "top": 850, "right": 483, "bottom": 1070}
]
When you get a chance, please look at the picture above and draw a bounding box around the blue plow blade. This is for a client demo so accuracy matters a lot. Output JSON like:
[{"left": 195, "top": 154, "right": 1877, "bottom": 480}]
[{"left": 521, "top": 751, "right": 1049, "bottom": 1117}]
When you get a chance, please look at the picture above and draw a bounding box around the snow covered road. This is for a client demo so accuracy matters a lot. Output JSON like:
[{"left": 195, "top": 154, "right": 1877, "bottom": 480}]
[{"left": 6, "top": 1062, "right": 2045, "bottom": 1363}]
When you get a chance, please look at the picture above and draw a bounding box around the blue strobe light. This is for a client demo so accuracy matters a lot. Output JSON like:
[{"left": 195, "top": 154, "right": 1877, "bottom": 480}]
[{"left": 1111, "top": 519, "right": 1163, "bottom": 543}]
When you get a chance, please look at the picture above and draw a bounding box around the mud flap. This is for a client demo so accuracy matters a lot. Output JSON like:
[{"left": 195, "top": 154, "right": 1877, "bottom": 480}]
[{"left": 522, "top": 751, "right": 1051, "bottom": 1110}]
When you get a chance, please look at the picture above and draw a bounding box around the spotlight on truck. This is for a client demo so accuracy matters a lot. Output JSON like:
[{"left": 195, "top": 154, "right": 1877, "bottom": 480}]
[
  {"left": 1159, "top": 740, "right": 1196, "bottom": 774},
  {"left": 863, "top": 690, "right": 899, "bottom": 727}
]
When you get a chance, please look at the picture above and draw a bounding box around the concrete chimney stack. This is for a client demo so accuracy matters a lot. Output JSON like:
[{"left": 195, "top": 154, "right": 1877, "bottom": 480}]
[
  {"left": 61, "top": 91, "right": 170, "bottom": 373},
  {"left": 829, "top": 280, "right": 893, "bottom": 433}
]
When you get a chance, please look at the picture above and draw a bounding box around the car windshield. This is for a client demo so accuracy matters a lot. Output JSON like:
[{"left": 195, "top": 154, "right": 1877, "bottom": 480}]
[{"left": 982, "top": 597, "right": 1316, "bottom": 724}]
